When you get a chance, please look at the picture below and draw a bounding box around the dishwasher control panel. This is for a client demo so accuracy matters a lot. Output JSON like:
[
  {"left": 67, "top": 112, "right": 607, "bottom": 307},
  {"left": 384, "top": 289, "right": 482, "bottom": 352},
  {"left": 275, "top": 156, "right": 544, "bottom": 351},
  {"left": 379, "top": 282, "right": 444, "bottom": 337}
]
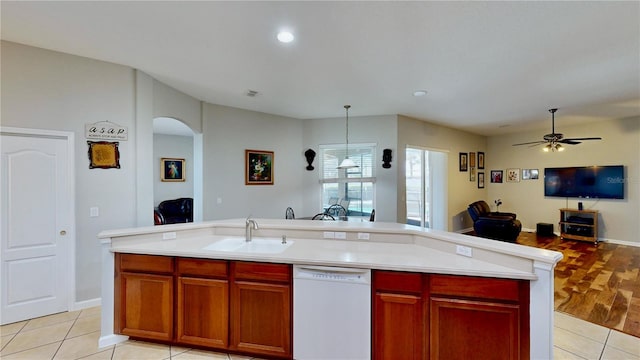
[{"left": 294, "top": 265, "right": 371, "bottom": 284}]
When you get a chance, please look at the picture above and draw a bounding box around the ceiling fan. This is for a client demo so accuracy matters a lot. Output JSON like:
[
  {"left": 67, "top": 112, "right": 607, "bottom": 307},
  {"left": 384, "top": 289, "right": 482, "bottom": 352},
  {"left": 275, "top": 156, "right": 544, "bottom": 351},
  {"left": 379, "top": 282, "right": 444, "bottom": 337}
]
[{"left": 512, "top": 108, "right": 602, "bottom": 152}]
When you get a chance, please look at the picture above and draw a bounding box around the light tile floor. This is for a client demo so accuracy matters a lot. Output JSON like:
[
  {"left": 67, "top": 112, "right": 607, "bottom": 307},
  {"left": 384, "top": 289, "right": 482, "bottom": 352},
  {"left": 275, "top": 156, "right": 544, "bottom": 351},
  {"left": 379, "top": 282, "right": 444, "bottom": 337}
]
[{"left": 1, "top": 307, "right": 638, "bottom": 359}]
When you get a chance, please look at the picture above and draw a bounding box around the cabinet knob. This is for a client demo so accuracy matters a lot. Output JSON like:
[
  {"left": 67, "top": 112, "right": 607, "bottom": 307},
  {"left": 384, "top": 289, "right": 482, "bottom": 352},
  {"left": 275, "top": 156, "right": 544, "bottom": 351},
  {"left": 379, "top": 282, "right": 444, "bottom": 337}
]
[{"left": 60, "top": 230, "right": 67, "bottom": 236}]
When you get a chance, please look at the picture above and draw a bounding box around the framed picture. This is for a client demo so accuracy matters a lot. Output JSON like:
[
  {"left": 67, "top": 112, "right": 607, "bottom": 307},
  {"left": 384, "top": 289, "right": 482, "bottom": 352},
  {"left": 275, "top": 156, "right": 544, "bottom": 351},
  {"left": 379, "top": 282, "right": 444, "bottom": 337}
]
[
  {"left": 491, "top": 170, "right": 503, "bottom": 183},
  {"left": 522, "top": 168, "right": 539, "bottom": 180},
  {"left": 478, "top": 172, "right": 485, "bottom": 188},
  {"left": 87, "top": 141, "right": 120, "bottom": 169},
  {"left": 506, "top": 168, "right": 520, "bottom": 182},
  {"left": 478, "top": 152, "right": 485, "bottom": 169},
  {"left": 459, "top": 152, "right": 468, "bottom": 172},
  {"left": 470, "top": 167, "right": 476, "bottom": 181},
  {"left": 246, "top": 149, "right": 274, "bottom": 185},
  {"left": 161, "top": 158, "right": 185, "bottom": 182},
  {"left": 469, "top": 152, "right": 476, "bottom": 167}
]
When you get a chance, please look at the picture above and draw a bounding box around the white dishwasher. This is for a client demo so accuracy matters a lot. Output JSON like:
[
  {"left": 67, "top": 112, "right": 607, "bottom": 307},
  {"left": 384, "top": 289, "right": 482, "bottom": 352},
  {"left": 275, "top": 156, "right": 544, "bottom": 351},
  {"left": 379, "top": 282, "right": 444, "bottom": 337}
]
[{"left": 293, "top": 265, "right": 371, "bottom": 360}]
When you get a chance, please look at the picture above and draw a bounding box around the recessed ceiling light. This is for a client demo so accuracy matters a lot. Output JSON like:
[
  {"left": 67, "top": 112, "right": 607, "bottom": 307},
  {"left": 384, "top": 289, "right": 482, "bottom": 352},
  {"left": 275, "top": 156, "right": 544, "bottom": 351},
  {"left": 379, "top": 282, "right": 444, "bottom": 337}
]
[
  {"left": 277, "top": 31, "right": 294, "bottom": 43},
  {"left": 413, "top": 90, "right": 427, "bottom": 97}
]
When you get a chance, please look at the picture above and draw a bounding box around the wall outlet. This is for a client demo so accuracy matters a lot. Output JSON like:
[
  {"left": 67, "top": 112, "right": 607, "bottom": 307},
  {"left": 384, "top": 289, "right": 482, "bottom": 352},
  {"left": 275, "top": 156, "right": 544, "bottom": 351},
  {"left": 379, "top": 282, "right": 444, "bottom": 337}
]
[
  {"left": 456, "top": 245, "right": 473, "bottom": 257},
  {"left": 323, "top": 232, "right": 335, "bottom": 239},
  {"left": 358, "top": 232, "right": 370, "bottom": 240},
  {"left": 334, "top": 232, "right": 346, "bottom": 239},
  {"left": 90, "top": 207, "right": 99, "bottom": 217},
  {"left": 162, "top": 232, "right": 177, "bottom": 240}
]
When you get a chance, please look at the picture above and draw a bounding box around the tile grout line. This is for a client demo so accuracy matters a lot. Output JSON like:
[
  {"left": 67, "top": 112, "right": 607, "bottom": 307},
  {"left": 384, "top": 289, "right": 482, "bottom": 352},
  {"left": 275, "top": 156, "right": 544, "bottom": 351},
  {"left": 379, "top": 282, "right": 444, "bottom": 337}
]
[{"left": 597, "top": 329, "right": 612, "bottom": 360}]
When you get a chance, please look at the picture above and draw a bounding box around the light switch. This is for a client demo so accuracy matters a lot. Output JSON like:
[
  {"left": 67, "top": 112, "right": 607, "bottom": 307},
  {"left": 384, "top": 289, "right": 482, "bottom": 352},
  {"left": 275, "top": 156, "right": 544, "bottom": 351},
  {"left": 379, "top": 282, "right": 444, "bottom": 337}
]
[{"left": 90, "top": 207, "right": 99, "bottom": 217}]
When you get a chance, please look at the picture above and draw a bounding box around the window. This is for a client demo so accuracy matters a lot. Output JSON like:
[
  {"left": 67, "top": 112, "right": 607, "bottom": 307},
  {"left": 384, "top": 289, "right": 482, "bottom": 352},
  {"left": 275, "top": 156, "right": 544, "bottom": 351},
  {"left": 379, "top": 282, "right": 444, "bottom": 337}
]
[{"left": 319, "top": 144, "right": 376, "bottom": 216}]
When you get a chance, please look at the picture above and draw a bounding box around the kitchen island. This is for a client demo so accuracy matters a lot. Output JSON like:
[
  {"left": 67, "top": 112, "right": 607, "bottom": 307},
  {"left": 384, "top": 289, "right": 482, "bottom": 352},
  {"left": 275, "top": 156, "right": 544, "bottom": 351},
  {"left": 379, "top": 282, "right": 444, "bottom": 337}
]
[{"left": 99, "top": 219, "right": 562, "bottom": 359}]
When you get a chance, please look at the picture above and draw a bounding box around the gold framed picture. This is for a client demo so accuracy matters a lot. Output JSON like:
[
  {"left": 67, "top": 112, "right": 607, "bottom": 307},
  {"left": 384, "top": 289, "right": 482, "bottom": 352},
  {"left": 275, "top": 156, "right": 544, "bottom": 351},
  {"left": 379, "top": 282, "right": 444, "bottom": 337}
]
[
  {"left": 161, "top": 158, "right": 186, "bottom": 182},
  {"left": 87, "top": 141, "right": 120, "bottom": 169},
  {"left": 246, "top": 149, "right": 274, "bottom": 185}
]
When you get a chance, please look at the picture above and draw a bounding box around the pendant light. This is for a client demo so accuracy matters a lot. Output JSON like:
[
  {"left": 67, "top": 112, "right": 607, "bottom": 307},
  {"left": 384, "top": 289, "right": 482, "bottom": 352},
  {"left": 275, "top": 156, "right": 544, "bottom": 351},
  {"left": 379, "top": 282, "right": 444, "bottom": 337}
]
[{"left": 337, "top": 105, "right": 359, "bottom": 169}]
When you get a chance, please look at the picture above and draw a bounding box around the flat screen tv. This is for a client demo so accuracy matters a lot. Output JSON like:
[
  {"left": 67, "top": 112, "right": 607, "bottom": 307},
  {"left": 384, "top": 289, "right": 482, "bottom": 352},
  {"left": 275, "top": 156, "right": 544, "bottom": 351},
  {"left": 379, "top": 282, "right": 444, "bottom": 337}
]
[{"left": 544, "top": 165, "right": 624, "bottom": 199}]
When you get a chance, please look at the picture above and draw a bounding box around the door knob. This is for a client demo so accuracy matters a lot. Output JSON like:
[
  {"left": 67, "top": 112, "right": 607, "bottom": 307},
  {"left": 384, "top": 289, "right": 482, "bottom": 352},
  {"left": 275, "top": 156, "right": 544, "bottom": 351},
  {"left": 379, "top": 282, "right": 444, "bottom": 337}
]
[{"left": 59, "top": 230, "right": 67, "bottom": 236}]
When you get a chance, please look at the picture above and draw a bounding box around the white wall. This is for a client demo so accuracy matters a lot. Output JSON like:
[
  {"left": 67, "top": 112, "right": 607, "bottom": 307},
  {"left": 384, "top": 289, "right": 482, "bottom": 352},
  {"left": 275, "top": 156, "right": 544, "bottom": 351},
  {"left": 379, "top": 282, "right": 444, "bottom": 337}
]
[
  {"left": 153, "top": 134, "right": 194, "bottom": 206},
  {"left": 202, "top": 104, "right": 304, "bottom": 219},
  {"left": 302, "top": 115, "right": 398, "bottom": 221},
  {"left": 1, "top": 41, "right": 136, "bottom": 301},
  {"left": 397, "top": 116, "right": 488, "bottom": 231},
  {"left": 488, "top": 117, "right": 640, "bottom": 244}
]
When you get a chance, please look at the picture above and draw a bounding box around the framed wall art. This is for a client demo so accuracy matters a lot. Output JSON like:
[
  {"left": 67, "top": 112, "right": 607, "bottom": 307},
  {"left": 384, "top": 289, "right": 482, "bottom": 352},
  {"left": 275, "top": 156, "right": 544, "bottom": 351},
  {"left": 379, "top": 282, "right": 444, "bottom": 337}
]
[
  {"left": 459, "top": 152, "right": 468, "bottom": 172},
  {"left": 246, "top": 149, "right": 274, "bottom": 185},
  {"left": 478, "top": 172, "right": 485, "bottom": 189},
  {"left": 470, "top": 167, "right": 476, "bottom": 182},
  {"left": 469, "top": 152, "right": 476, "bottom": 167},
  {"left": 491, "top": 170, "right": 503, "bottom": 183},
  {"left": 478, "top": 152, "right": 485, "bottom": 169},
  {"left": 522, "top": 168, "right": 539, "bottom": 180},
  {"left": 506, "top": 168, "right": 520, "bottom": 182},
  {"left": 87, "top": 141, "right": 120, "bottom": 169},
  {"left": 161, "top": 158, "right": 185, "bottom": 182}
]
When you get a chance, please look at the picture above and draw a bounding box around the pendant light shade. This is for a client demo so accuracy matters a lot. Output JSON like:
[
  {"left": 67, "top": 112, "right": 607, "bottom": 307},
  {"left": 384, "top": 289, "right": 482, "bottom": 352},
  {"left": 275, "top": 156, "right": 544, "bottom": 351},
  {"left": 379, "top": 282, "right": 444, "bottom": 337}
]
[{"left": 337, "top": 105, "right": 359, "bottom": 169}]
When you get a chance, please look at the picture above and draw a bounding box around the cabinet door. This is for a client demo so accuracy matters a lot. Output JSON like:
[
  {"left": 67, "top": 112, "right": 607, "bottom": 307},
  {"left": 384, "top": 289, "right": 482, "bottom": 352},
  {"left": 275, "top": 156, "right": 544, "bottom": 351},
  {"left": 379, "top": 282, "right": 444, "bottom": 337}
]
[
  {"left": 230, "top": 280, "right": 291, "bottom": 358},
  {"left": 177, "top": 276, "right": 229, "bottom": 348},
  {"left": 118, "top": 272, "right": 173, "bottom": 341},
  {"left": 374, "top": 292, "right": 424, "bottom": 360},
  {"left": 430, "top": 297, "right": 521, "bottom": 360}
]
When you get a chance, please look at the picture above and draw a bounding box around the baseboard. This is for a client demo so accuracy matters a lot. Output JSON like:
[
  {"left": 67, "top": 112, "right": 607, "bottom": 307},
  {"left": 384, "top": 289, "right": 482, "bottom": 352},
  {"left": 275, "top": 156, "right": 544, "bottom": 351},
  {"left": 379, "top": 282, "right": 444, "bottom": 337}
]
[
  {"left": 600, "top": 238, "right": 640, "bottom": 247},
  {"left": 455, "top": 227, "right": 474, "bottom": 234},
  {"left": 99, "top": 334, "right": 128, "bottom": 349},
  {"left": 72, "top": 297, "right": 101, "bottom": 311}
]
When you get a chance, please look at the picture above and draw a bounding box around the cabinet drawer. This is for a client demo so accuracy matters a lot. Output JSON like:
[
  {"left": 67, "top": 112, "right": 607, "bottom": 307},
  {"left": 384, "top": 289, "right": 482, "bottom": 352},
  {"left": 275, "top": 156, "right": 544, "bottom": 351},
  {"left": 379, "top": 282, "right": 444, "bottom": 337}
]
[
  {"left": 232, "top": 261, "right": 291, "bottom": 283},
  {"left": 178, "top": 258, "right": 228, "bottom": 278},
  {"left": 373, "top": 270, "right": 423, "bottom": 294},
  {"left": 430, "top": 274, "right": 521, "bottom": 302},
  {"left": 118, "top": 253, "right": 174, "bottom": 274}
]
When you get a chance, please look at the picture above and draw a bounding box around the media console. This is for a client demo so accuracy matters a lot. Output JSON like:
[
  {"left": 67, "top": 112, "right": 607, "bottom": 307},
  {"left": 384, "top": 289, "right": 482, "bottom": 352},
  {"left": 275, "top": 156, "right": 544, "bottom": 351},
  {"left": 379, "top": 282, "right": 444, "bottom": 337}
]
[{"left": 559, "top": 208, "right": 599, "bottom": 244}]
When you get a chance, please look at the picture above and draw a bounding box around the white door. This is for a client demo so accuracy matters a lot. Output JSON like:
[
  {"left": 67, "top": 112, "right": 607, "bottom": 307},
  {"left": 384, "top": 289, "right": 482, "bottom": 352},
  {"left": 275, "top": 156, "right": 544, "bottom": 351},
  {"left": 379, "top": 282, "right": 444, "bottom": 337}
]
[{"left": 1, "top": 130, "right": 74, "bottom": 325}]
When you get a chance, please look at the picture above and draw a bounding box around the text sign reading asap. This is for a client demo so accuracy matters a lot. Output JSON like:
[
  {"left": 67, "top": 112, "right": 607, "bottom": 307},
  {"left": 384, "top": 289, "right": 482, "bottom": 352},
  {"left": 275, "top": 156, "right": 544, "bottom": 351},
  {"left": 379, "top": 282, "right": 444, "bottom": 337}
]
[{"left": 85, "top": 121, "right": 128, "bottom": 141}]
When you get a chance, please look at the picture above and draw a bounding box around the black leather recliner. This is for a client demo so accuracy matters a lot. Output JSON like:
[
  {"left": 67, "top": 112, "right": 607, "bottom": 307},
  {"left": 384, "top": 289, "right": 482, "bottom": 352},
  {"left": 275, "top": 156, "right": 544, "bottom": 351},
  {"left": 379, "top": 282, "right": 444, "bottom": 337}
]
[
  {"left": 155, "top": 197, "right": 193, "bottom": 225},
  {"left": 467, "top": 200, "right": 522, "bottom": 243}
]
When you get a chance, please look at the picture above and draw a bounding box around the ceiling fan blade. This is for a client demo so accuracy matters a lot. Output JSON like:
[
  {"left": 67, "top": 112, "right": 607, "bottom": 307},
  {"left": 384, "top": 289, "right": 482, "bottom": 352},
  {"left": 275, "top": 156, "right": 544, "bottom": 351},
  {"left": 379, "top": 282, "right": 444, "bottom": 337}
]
[
  {"left": 559, "top": 139, "right": 581, "bottom": 145},
  {"left": 513, "top": 140, "right": 546, "bottom": 146},
  {"left": 563, "top": 137, "right": 602, "bottom": 141}
]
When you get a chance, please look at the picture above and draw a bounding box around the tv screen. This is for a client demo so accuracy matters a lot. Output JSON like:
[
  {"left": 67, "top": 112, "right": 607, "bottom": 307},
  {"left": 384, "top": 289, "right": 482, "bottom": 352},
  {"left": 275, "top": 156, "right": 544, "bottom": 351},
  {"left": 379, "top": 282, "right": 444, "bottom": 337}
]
[{"left": 544, "top": 165, "right": 624, "bottom": 199}]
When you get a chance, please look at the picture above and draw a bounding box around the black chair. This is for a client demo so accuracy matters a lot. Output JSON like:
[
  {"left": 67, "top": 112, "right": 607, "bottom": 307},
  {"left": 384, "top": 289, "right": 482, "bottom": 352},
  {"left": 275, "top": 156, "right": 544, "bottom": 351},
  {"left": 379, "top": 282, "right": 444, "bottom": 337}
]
[
  {"left": 325, "top": 204, "right": 347, "bottom": 220},
  {"left": 312, "top": 213, "right": 335, "bottom": 220},
  {"left": 156, "top": 197, "right": 193, "bottom": 224},
  {"left": 285, "top": 207, "right": 295, "bottom": 219},
  {"left": 467, "top": 200, "right": 521, "bottom": 242}
]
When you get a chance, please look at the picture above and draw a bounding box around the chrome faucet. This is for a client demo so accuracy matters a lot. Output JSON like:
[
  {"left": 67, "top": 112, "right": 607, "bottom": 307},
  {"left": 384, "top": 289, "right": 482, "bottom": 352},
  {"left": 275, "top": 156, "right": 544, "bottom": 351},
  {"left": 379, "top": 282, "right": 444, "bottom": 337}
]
[{"left": 245, "top": 217, "right": 259, "bottom": 242}]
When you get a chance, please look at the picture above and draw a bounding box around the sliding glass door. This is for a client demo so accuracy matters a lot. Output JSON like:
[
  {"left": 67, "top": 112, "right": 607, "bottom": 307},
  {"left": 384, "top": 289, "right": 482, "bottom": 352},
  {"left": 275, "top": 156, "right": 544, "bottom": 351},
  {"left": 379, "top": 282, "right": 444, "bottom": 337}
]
[{"left": 405, "top": 147, "right": 448, "bottom": 230}]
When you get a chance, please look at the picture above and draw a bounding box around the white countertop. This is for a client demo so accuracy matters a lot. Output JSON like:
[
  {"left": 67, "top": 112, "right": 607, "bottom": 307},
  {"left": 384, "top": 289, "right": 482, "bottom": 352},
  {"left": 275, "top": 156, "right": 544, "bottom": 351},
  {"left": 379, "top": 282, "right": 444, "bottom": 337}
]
[{"left": 100, "top": 219, "right": 563, "bottom": 281}]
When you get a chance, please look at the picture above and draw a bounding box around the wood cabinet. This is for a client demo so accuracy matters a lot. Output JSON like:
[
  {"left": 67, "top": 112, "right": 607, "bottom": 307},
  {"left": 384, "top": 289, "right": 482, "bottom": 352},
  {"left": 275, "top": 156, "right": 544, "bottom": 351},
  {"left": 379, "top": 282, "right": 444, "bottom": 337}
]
[
  {"left": 372, "top": 271, "right": 530, "bottom": 360},
  {"left": 559, "top": 208, "right": 599, "bottom": 244},
  {"left": 429, "top": 274, "right": 530, "bottom": 360},
  {"left": 115, "top": 254, "right": 174, "bottom": 341},
  {"left": 115, "top": 255, "right": 292, "bottom": 359},
  {"left": 373, "top": 271, "right": 426, "bottom": 360},
  {"left": 230, "top": 261, "right": 292, "bottom": 358},
  {"left": 176, "top": 258, "right": 229, "bottom": 348}
]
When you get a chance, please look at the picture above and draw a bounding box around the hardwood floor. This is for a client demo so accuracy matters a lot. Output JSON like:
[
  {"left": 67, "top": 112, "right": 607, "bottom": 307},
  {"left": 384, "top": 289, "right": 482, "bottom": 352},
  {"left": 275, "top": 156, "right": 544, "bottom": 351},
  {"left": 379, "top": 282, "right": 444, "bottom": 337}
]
[{"left": 516, "top": 231, "right": 640, "bottom": 339}]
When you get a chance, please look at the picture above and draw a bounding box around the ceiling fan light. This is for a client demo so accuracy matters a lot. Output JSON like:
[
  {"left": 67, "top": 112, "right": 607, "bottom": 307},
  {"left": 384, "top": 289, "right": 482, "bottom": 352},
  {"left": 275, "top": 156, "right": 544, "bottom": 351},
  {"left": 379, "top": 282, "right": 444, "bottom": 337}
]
[{"left": 556, "top": 144, "right": 564, "bottom": 152}]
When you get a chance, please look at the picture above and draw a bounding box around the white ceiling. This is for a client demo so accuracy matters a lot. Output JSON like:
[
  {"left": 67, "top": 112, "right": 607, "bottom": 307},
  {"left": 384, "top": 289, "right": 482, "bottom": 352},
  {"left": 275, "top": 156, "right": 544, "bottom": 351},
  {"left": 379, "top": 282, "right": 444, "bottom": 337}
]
[{"left": 2, "top": 1, "right": 639, "bottom": 136}]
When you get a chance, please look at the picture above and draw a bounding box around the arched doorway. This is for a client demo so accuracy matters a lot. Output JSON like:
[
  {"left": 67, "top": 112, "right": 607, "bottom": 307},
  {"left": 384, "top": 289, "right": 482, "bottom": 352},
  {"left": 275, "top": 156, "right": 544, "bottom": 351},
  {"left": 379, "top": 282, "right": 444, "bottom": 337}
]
[{"left": 153, "top": 117, "right": 203, "bottom": 223}]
